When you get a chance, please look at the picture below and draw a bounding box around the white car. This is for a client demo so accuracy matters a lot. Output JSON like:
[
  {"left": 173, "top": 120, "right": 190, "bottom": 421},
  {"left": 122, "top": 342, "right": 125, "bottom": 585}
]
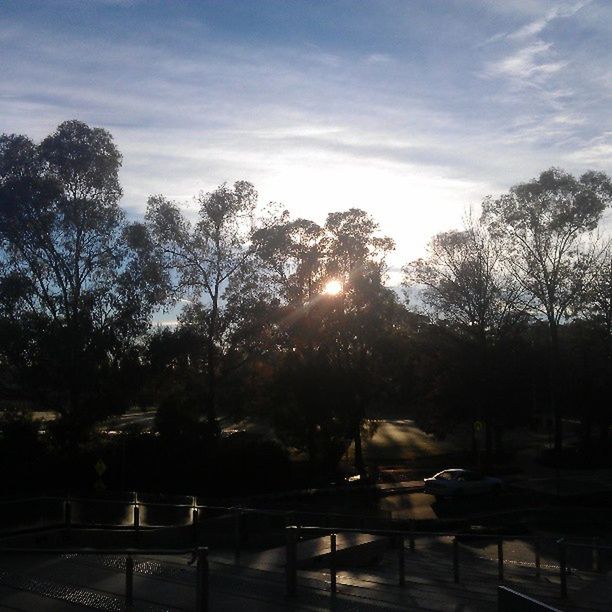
[{"left": 424, "top": 469, "right": 502, "bottom": 499}]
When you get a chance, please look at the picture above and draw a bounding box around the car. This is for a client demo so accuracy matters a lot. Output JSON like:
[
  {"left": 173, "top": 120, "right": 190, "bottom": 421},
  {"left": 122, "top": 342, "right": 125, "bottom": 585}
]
[{"left": 424, "top": 469, "right": 502, "bottom": 499}]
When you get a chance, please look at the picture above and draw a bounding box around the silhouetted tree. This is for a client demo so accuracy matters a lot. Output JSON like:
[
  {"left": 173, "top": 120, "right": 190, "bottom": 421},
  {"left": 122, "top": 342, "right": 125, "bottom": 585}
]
[
  {"left": 404, "top": 215, "right": 525, "bottom": 456},
  {"left": 0, "top": 121, "right": 158, "bottom": 441},
  {"left": 144, "top": 181, "right": 260, "bottom": 432},
  {"left": 255, "top": 208, "right": 398, "bottom": 477},
  {"left": 482, "top": 168, "right": 612, "bottom": 451}
]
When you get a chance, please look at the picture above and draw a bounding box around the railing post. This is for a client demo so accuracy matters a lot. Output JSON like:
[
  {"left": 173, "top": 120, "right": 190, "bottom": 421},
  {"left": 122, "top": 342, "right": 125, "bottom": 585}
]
[
  {"left": 534, "top": 538, "right": 541, "bottom": 579},
  {"left": 453, "top": 537, "right": 460, "bottom": 583},
  {"left": 192, "top": 506, "right": 199, "bottom": 547},
  {"left": 398, "top": 535, "right": 405, "bottom": 587},
  {"left": 286, "top": 526, "right": 298, "bottom": 596},
  {"left": 497, "top": 538, "right": 504, "bottom": 582},
  {"left": 330, "top": 532, "right": 337, "bottom": 595},
  {"left": 234, "top": 509, "right": 243, "bottom": 565},
  {"left": 592, "top": 537, "right": 601, "bottom": 572},
  {"left": 133, "top": 503, "right": 140, "bottom": 545},
  {"left": 125, "top": 554, "right": 134, "bottom": 608},
  {"left": 559, "top": 539, "right": 567, "bottom": 599},
  {"left": 196, "top": 547, "right": 209, "bottom": 612},
  {"left": 64, "top": 498, "right": 72, "bottom": 541},
  {"left": 408, "top": 520, "right": 415, "bottom": 552}
]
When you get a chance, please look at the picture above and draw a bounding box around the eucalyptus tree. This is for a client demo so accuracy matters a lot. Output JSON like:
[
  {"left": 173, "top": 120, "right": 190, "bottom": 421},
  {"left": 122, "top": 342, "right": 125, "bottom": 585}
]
[
  {"left": 586, "top": 245, "right": 612, "bottom": 337},
  {"left": 403, "top": 216, "right": 526, "bottom": 456},
  {"left": 144, "top": 181, "right": 259, "bottom": 431},
  {"left": 575, "top": 244, "right": 612, "bottom": 446},
  {"left": 252, "top": 214, "right": 326, "bottom": 305},
  {"left": 0, "top": 121, "right": 158, "bottom": 440},
  {"left": 255, "top": 208, "right": 400, "bottom": 477},
  {"left": 481, "top": 168, "right": 612, "bottom": 451},
  {"left": 405, "top": 217, "right": 523, "bottom": 342}
]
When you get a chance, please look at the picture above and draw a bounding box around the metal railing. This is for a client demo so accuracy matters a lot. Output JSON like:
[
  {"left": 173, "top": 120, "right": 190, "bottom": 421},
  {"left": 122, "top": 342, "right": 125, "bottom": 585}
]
[
  {"left": 285, "top": 525, "right": 607, "bottom": 601},
  {"left": 0, "top": 493, "right": 417, "bottom": 561},
  {"left": 0, "top": 546, "right": 209, "bottom": 611},
  {"left": 3, "top": 494, "right": 609, "bottom": 605},
  {"left": 557, "top": 538, "right": 612, "bottom": 599}
]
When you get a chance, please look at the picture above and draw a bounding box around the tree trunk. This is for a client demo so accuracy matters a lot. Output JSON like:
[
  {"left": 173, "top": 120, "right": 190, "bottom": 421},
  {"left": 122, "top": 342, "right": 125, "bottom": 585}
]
[
  {"left": 600, "top": 417, "right": 610, "bottom": 449},
  {"left": 205, "top": 287, "right": 220, "bottom": 435},
  {"left": 549, "top": 321, "right": 563, "bottom": 452},
  {"left": 582, "top": 411, "right": 593, "bottom": 452},
  {"left": 353, "top": 420, "right": 366, "bottom": 478},
  {"left": 485, "top": 420, "right": 493, "bottom": 459},
  {"left": 494, "top": 424, "right": 504, "bottom": 456},
  {"left": 307, "top": 425, "right": 317, "bottom": 473}
]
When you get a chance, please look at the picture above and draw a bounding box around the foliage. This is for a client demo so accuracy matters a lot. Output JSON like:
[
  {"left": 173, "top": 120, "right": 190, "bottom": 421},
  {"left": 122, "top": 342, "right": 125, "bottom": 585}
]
[{"left": 0, "top": 121, "right": 159, "bottom": 441}]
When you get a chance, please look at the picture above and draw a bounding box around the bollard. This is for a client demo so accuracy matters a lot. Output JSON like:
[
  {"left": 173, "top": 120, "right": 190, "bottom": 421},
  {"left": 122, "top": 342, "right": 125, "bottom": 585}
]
[
  {"left": 330, "top": 533, "right": 337, "bottom": 595},
  {"left": 559, "top": 540, "right": 567, "bottom": 599},
  {"left": 192, "top": 507, "right": 199, "bottom": 547},
  {"left": 196, "top": 547, "right": 209, "bottom": 612},
  {"left": 125, "top": 554, "right": 134, "bottom": 608},
  {"left": 534, "top": 539, "right": 541, "bottom": 579},
  {"left": 453, "top": 537, "right": 460, "bottom": 583},
  {"left": 398, "top": 535, "right": 405, "bottom": 587},
  {"left": 497, "top": 538, "right": 504, "bottom": 582},
  {"left": 286, "top": 526, "right": 298, "bottom": 596}
]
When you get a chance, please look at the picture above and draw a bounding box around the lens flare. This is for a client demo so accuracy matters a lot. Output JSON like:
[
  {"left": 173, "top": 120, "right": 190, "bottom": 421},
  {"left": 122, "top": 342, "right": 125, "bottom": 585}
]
[{"left": 323, "top": 279, "right": 343, "bottom": 295}]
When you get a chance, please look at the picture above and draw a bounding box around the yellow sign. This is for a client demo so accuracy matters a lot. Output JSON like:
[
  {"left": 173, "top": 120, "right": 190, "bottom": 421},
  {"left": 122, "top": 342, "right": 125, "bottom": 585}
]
[
  {"left": 94, "top": 459, "right": 107, "bottom": 477},
  {"left": 473, "top": 421, "right": 484, "bottom": 433}
]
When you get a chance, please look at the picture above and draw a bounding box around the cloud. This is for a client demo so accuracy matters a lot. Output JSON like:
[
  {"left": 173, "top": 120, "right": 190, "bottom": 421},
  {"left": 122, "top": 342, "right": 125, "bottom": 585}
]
[
  {"left": 486, "top": 1, "right": 591, "bottom": 43},
  {"left": 484, "top": 41, "right": 565, "bottom": 83},
  {"left": 1, "top": 1, "right": 610, "bottom": 271}
]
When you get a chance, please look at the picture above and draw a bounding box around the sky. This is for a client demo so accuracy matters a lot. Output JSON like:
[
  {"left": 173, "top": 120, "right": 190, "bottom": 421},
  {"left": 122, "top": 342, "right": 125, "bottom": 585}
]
[{"left": 1, "top": 0, "right": 611, "bottom": 284}]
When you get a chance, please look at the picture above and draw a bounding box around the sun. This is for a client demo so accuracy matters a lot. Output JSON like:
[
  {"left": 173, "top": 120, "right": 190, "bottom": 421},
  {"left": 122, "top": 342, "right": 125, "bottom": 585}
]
[{"left": 323, "top": 279, "right": 343, "bottom": 296}]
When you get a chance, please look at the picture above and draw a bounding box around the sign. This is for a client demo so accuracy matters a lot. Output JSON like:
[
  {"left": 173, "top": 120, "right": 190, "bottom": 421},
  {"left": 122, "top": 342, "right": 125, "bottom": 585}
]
[
  {"left": 94, "top": 459, "right": 107, "bottom": 477},
  {"left": 473, "top": 420, "right": 484, "bottom": 433}
]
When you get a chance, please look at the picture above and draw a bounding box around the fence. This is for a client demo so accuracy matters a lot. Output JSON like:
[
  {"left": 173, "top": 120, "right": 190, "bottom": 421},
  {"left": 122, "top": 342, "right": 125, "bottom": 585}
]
[
  {"left": 2, "top": 494, "right": 609, "bottom": 605},
  {"left": 0, "top": 492, "right": 413, "bottom": 556},
  {"left": 285, "top": 525, "right": 609, "bottom": 601}
]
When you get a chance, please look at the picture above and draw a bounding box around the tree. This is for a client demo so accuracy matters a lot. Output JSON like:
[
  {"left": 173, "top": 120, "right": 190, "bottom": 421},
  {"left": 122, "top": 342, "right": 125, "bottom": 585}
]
[
  {"left": 574, "top": 245, "right": 612, "bottom": 447},
  {"left": 144, "top": 181, "right": 259, "bottom": 431},
  {"left": 253, "top": 215, "right": 326, "bottom": 303},
  {"left": 481, "top": 168, "right": 612, "bottom": 451},
  {"left": 404, "top": 215, "right": 525, "bottom": 456},
  {"left": 405, "top": 216, "right": 523, "bottom": 342},
  {"left": 0, "top": 121, "right": 158, "bottom": 441},
  {"left": 255, "top": 208, "right": 398, "bottom": 477}
]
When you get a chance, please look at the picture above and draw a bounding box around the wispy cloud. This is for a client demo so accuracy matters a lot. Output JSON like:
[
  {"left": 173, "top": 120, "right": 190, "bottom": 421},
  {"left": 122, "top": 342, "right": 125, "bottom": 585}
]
[
  {"left": 0, "top": 0, "right": 610, "bottom": 270},
  {"left": 484, "top": 41, "right": 565, "bottom": 83}
]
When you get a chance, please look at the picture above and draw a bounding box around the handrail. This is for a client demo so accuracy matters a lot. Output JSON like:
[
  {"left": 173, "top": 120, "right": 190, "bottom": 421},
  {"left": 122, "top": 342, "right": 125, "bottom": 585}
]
[
  {"left": 295, "top": 525, "right": 537, "bottom": 540},
  {"left": 0, "top": 547, "right": 194, "bottom": 554},
  {"left": 0, "top": 494, "right": 422, "bottom": 523},
  {"left": 562, "top": 540, "right": 612, "bottom": 552}
]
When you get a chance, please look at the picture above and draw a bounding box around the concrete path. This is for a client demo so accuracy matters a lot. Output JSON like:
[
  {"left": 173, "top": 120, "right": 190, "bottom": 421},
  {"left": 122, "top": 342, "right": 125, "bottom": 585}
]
[{"left": 0, "top": 540, "right": 609, "bottom": 611}]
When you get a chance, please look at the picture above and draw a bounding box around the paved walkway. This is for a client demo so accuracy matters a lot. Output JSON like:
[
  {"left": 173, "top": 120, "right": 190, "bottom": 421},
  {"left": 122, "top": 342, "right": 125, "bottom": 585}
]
[{"left": 0, "top": 538, "right": 609, "bottom": 611}]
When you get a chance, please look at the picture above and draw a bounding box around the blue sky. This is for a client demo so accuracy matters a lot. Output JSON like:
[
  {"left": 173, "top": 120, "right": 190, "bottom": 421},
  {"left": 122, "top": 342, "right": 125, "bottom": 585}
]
[{"left": 1, "top": 0, "right": 611, "bottom": 279}]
